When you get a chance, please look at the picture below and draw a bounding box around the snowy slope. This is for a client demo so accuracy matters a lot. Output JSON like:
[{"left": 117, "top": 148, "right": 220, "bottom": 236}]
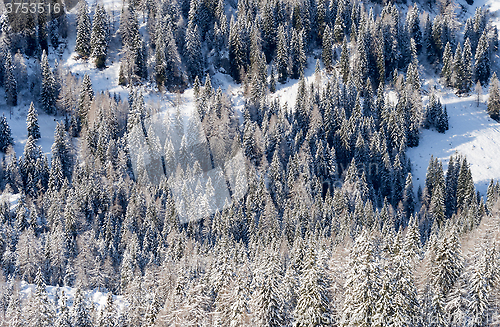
[
  {"left": 407, "top": 85, "right": 500, "bottom": 196},
  {"left": 19, "top": 282, "right": 128, "bottom": 313}
]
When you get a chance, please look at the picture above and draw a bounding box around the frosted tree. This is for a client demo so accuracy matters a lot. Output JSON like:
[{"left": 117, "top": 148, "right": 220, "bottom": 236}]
[
  {"left": 26, "top": 102, "right": 40, "bottom": 140},
  {"left": 276, "top": 24, "right": 288, "bottom": 84},
  {"left": 71, "top": 287, "right": 92, "bottom": 327},
  {"left": 26, "top": 268, "right": 55, "bottom": 327},
  {"left": 322, "top": 25, "right": 334, "bottom": 72},
  {"left": 52, "top": 122, "right": 74, "bottom": 180},
  {"left": 98, "top": 292, "right": 116, "bottom": 327},
  {"left": 468, "top": 246, "right": 498, "bottom": 327},
  {"left": 487, "top": 72, "right": 500, "bottom": 121},
  {"left": 293, "top": 246, "right": 332, "bottom": 326},
  {"left": 40, "top": 50, "right": 57, "bottom": 114},
  {"left": 474, "top": 31, "right": 491, "bottom": 85},
  {"left": 90, "top": 4, "right": 109, "bottom": 68},
  {"left": 75, "top": 0, "right": 91, "bottom": 58},
  {"left": 55, "top": 291, "right": 72, "bottom": 327},
  {"left": 4, "top": 52, "right": 17, "bottom": 107},
  {"left": 185, "top": 21, "right": 203, "bottom": 81},
  {"left": 0, "top": 114, "right": 14, "bottom": 152},
  {"left": 441, "top": 42, "right": 452, "bottom": 87},
  {"left": 340, "top": 37, "right": 349, "bottom": 84},
  {"left": 341, "top": 230, "right": 381, "bottom": 327}
]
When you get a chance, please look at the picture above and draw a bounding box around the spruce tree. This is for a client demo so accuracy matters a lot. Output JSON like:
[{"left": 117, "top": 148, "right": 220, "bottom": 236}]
[
  {"left": 4, "top": 52, "right": 17, "bottom": 107},
  {"left": 487, "top": 72, "right": 500, "bottom": 121},
  {"left": 26, "top": 102, "right": 40, "bottom": 140},
  {"left": 0, "top": 114, "right": 14, "bottom": 152},
  {"left": 185, "top": 22, "right": 203, "bottom": 81},
  {"left": 463, "top": 38, "right": 473, "bottom": 93},
  {"left": 90, "top": 4, "right": 108, "bottom": 68},
  {"left": 294, "top": 247, "right": 332, "bottom": 326},
  {"left": 75, "top": 0, "right": 91, "bottom": 58},
  {"left": 276, "top": 24, "right": 288, "bottom": 84},
  {"left": 340, "top": 37, "right": 349, "bottom": 84},
  {"left": 441, "top": 42, "right": 453, "bottom": 87},
  {"left": 40, "top": 51, "right": 56, "bottom": 115},
  {"left": 474, "top": 31, "right": 491, "bottom": 86},
  {"left": 322, "top": 25, "right": 334, "bottom": 72}
]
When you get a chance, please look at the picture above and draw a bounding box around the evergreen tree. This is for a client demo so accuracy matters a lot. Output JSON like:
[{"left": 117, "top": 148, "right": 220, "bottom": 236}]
[
  {"left": 463, "top": 38, "right": 473, "bottom": 93},
  {"left": 77, "top": 74, "right": 93, "bottom": 132},
  {"left": 90, "top": 4, "right": 109, "bottom": 68},
  {"left": 40, "top": 51, "right": 57, "bottom": 115},
  {"left": 4, "top": 52, "right": 17, "bottom": 107},
  {"left": 75, "top": 0, "right": 92, "bottom": 58},
  {"left": 474, "top": 31, "right": 491, "bottom": 85},
  {"left": 340, "top": 37, "right": 349, "bottom": 84},
  {"left": 276, "top": 24, "right": 288, "bottom": 84},
  {"left": 441, "top": 42, "right": 453, "bottom": 87},
  {"left": 487, "top": 72, "right": 500, "bottom": 121},
  {"left": 0, "top": 114, "right": 14, "bottom": 152},
  {"left": 55, "top": 291, "right": 72, "bottom": 327},
  {"left": 294, "top": 246, "right": 332, "bottom": 326},
  {"left": 185, "top": 22, "right": 203, "bottom": 81},
  {"left": 71, "top": 288, "right": 92, "bottom": 327},
  {"left": 322, "top": 25, "right": 334, "bottom": 72},
  {"left": 26, "top": 102, "right": 40, "bottom": 140},
  {"left": 52, "top": 122, "right": 73, "bottom": 181},
  {"left": 26, "top": 268, "right": 54, "bottom": 327}
]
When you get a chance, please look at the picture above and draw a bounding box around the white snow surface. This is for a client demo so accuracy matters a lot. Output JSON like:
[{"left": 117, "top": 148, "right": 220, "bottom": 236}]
[
  {"left": 407, "top": 85, "right": 500, "bottom": 196},
  {"left": 19, "top": 281, "right": 128, "bottom": 313}
]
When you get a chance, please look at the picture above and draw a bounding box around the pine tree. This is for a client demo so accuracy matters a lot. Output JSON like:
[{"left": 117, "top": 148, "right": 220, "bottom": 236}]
[
  {"left": 4, "top": 52, "right": 17, "bottom": 107},
  {"left": 474, "top": 31, "right": 491, "bottom": 86},
  {"left": 322, "top": 25, "right": 334, "bottom": 72},
  {"left": 185, "top": 22, "right": 203, "bottom": 81},
  {"left": 0, "top": 114, "right": 14, "bottom": 152},
  {"left": 71, "top": 288, "right": 92, "bottom": 327},
  {"left": 75, "top": 0, "right": 91, "bottom": 58},
  {"left": 77, "top": 74, "right": 93, "bottom": 132},
  {"left": 441, "top": 42, "right": 453, "bottom": 87},
  {"left": 98, "top": 292, "right": 116, "bottom": 327},
  {"left": 40, "top": 50, "right": 56, "bottom": 115},
  {"left": 463, "top": 38, "right": 473, "bottom": 93},
  {"left": 451, "top": 43, "right": 465, "bottom": 92},
  {"left": 294, "top": 246, "right": 332, "bottom": 326},
  {"left": 55, "top": 291, "right": 72, "bottom": 327},
  {"left": 90, "top": 4, "right": 109, "bottom": 68},
  {"left": 487, "top": 72, "right": 500, "bottom": 121},
  {"left": 341, "top": 231, "right": 380, "bottom": 327},
  {"left": 340, "top": 37, "right": 349, "bottom": 84},
  {"left": 52, "top": 122, "right": 73, "bottom": 181},
  {"left": 468, "top": 247, "right": 498, "bottom": 327},
  {"left": 26, "top": 102, "right": 40, "bottom": 140},
  {"left": 276, "top": 24, "right": 288, "bottom": 84},
  {"left": 26, "top": 268, "right": 55, "bottom": 327}
]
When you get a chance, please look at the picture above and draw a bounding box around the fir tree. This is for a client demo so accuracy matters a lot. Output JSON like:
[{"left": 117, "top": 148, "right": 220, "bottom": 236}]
[
  {"left": 0, "top": 114, "right": 14, "bottom": 152},
  {"left": 71, "top": 288, "right": 92, "bottom": 327},
  {"left": 322, "top": 25, "right": 334, "bottom": 72},
  {"left": 185, "top": 22, "right": 203, "bottom": 81},
  {"left": 340, "top": 37, "right": 349, "bottom": 84},
  {"left": 26, "top": 268, "right": 54, "bottom": 327},
  {"left": 441, "top": 42, "right": 453, "bottom": 87},
  {"left": 26, "top": 102, "right": 40, "bottom": 140},
  {"left": 75, "top": 0, "right": 91, "bottom": 58},
  {"left": 40, "top": 50, "right": 57, "bottom": 115},
  {"left": 90, "top": 4, "right": 109, "bottom": 68},
  {"left": 4, "top": 52, "right": 17, "bottom": 107},
  {"left": 276, "top": 24, "right": 288, "bottom": 84},
  {"left": 474, "top": 31, "right": 491, "bottom": 86},
  {"left": 487, "top": 72, "right": 500, "bottom": 121}
]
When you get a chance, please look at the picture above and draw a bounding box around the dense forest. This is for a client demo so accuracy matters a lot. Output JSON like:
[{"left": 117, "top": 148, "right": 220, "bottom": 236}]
[{"left": 0, "top": 0, "right": 499, "bottom": 325}]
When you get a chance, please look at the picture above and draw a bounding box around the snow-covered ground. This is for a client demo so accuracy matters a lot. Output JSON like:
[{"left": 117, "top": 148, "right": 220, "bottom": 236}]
[
  {"left": 407, "top": 86, "right": 500, "bottom": 196},
  {"left": 19, "top": 281, "right": 128, "bottom": 313}
]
